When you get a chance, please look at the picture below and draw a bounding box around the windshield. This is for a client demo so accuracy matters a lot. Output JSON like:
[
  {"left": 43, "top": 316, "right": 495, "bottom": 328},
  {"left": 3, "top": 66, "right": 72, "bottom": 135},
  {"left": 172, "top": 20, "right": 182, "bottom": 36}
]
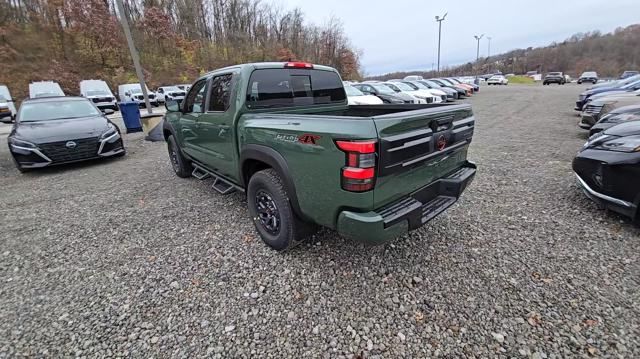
[
  {"left": 163, "top": 86, "right": 181, "bottom": 92},
  {"left": 581, "top": 72, "right": 597, "bottom": 77},
  {"left": 409, "top": 81, "right": 429, "bottom": 89},
  {"left": 423, "top": 80, "right": 441, "bottom": 88},
  {"left": 344, "top": 85, "right": 364, "bottom": 96},
  {"left": 86, "top": 90, "right": 110, "bottom": 96},
  {"left": 371, "top": 84, "right": 396, "bottom": 94},
  {"left": 129, "top": 88, "right": 142, "bottom": 94},
  {"left": 439, "top": 79, "right": 454, "bottom": 85},
  {"left": 548, "top": 72, "right": 562, "bottom": 76},
  {"left": 19, "top": 100, "right": 101, "bottom": 122},
  {"left": 391, "top": 82, "right": 415, "bottom": 91}
]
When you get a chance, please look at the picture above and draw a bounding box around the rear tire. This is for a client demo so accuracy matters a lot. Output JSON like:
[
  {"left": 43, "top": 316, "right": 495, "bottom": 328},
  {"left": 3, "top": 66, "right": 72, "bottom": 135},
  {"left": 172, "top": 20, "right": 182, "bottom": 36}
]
[
  {"left": 247, "top": 169, "right": 316, "bottom": 251},
  {"left": 167, "top": 135, "right": 192, "bottom": 178}
]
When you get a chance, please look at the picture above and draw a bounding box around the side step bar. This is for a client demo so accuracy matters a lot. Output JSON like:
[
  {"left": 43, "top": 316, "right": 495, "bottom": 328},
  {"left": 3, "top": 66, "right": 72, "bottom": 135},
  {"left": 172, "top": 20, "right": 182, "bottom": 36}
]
[{"left": 191, "top": 163, "right": 242, "bottom": 195}]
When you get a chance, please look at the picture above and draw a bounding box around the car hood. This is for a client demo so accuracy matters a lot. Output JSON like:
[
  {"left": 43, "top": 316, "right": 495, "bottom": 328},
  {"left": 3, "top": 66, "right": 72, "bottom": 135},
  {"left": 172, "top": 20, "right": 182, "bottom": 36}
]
[
  {"left": 349, "top": 95, "right": 383, "bottom": 105},
  {"left": 589, "top": 90, "right": 630, "bottom": 101},
  {"left": 584, "top": 86, "right": 623, "bottom": 96},
  {"left": 14, "top": 116, "right": 111, "bottom": 143},
  {"left": 603, "top": 120, "right": 640, "bottom": 137},
  {"left": 591, "top": 95, "right": 640, "bottom": 107},
  {"left": 607, "top": 104, "right": 640, "bottom": 115}
]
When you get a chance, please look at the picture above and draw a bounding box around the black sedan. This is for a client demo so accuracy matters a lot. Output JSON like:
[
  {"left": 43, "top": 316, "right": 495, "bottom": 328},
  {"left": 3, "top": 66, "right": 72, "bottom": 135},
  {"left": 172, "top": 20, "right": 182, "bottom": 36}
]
[
  {"left": 589, "top": 104, "right": 640, "bottom": 136},
  {"left": 8, "top": 97, "right": 125, "bottom": 172},
  {"left": 573, "top": 121, "right": 640, "bottom": 222}
]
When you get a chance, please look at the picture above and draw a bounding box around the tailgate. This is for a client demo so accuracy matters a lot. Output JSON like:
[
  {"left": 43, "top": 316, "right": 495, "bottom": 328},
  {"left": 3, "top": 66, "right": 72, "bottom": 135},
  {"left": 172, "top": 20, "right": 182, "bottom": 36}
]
[{"left": 372, "top": 104, "right": 475, "bottom": 208}]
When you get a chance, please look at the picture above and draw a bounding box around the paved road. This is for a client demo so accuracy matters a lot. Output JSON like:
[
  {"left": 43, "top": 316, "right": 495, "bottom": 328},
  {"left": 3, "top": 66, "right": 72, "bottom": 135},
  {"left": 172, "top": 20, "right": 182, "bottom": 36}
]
[{"left": 0, "top": 85, "right": 638, "bottom": 358}]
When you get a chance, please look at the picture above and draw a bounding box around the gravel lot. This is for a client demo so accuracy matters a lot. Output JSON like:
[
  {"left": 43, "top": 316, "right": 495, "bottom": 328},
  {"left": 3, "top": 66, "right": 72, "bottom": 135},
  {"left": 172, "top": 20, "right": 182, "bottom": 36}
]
[{"left": 1, "top": 85, "right": 638, "bottom": 358}]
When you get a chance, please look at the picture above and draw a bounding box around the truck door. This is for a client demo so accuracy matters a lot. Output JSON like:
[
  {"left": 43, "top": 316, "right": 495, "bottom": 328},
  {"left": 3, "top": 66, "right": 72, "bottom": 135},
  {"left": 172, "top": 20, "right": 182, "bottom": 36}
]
[
  {"left": 192, "top": 73, "right": 238, "bottom": 180},
  {"left": 179, "top": 78, "right": 209, "bottom": 163}
]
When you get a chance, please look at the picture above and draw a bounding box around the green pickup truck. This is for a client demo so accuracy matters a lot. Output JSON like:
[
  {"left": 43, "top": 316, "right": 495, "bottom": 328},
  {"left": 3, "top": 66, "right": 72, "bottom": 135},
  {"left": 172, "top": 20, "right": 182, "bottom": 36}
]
[{"left": 162, "top": 62, "right": 476, "bottom": 250}]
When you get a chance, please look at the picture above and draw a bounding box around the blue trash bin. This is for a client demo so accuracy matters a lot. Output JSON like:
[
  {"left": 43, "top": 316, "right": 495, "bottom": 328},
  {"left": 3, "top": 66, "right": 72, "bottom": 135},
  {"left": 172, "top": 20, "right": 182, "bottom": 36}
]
[{"left": 119, "top": 101, "right": 142, "bottom": 133}]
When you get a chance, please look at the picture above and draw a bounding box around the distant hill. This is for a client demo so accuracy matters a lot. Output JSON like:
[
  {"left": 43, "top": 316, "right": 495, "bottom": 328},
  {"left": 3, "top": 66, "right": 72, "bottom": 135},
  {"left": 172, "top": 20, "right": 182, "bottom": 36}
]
[{"left": 369, "top": 24, "right": 640, "bottom": 80}]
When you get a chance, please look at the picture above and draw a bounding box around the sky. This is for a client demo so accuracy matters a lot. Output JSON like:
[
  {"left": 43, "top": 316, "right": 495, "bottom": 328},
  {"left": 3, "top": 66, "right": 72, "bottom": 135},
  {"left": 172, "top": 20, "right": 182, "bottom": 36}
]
[{"left": 281, "top": 0, "right": 640, "bottom": 75}]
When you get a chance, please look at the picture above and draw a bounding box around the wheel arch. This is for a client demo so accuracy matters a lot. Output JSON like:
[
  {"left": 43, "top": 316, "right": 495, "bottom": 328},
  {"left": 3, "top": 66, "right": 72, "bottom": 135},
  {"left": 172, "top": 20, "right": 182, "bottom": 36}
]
[{"left": 240, "top": 144, "right": 307, "bottom": 221}]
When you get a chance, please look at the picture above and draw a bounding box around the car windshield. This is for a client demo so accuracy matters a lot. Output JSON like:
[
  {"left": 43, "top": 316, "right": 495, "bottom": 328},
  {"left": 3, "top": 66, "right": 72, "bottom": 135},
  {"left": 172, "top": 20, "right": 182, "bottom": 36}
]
[
  {"left": 423, "top": 80, "right": 441, "bottom": 88},
  {"left": 448, "top": 78, "right": 461, "bottom": 84},
  {"left": 582, "top": 72, "right": 597, "bottom": 77},
  {"left": 409, "top": 82, "right": 429, "bottom": 89},
  {"left": 371, "top": 84, "right": 396, "bottom": 94},
  {"left": 129, "top": 88, "right": 143, "bottom": 94},
  {"left": 439, "top": 79, "right": 454, "bottom": 85},
  {"left": 344, "top": 85, "right": 364, "bottom": 96},
  {"left": 163, "top": 86, "right": 181, "bottom": 92},
  {"left": 391, "top": 82, "right": 415, "bottom": 91},
  {"left": 548, "top": 72, "right": 562, "bottom": 76},
  {"left": 19, "top": 100, "right": 100, "bottom": 122},
  {"left": 86, "top": 90, "right": 110, "bottom": 96},
  {"left": 490, "top": 76, "right": 502, "bottom": 79},
  {"left": 621, "top": 80, "right": 640, "bottom": 90}
]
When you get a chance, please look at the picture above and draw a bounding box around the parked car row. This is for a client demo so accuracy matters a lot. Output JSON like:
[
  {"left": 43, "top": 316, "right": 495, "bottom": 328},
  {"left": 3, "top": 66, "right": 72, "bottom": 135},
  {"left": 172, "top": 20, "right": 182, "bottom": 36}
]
[
  {"left": 343, "top": 76, "right": 480, "bottom": 106},
  {"left": 572, "top": 74, "right": 640, "bottom": 224}
]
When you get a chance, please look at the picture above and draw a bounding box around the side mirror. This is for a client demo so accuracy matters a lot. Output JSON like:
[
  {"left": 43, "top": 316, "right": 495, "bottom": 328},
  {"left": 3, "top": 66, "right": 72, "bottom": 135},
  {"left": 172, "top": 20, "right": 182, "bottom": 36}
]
[
  {"left": 125, "top": 91, "right": 130, "bottom": 96},
  {"left": 165, "top": 100, "right": 180, "bottom": 112},
  {"left": 102, "top": 109, "right": 115, "bottom": 115},
  {"left": 1, "top": 117, "right": 13, "bottom": 124}
]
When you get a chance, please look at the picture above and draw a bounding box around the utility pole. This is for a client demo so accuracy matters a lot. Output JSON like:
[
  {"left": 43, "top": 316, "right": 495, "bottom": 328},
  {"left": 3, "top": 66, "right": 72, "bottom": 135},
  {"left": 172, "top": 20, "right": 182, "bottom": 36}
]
[
  {"left": 435, "top": 12, "right": 447, "bottom": 75},
  {"left": 487, "top": 36, "right": 492, "bottom": 58},
  {"left": 115, "top": 0, "right": 152, "bottom": 114}
]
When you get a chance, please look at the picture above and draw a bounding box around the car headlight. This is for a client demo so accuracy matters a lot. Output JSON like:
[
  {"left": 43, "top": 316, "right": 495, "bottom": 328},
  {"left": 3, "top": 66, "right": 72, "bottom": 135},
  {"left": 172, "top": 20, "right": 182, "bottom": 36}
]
[
  {"left": 9, "top": 137, "right": 36, "bottom": 148},
  {"left": 100, "top": 123, "right": 118, "bottom": 139},
  {"left": 596, "top": 135, "right": 640, "bottom": 152}
]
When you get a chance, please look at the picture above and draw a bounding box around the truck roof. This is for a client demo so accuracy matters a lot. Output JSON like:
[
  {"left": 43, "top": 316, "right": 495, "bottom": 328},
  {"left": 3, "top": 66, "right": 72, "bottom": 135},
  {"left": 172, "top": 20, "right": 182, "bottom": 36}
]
[{"left": 199, "top": 62, "right": 337, "bottom": 81}]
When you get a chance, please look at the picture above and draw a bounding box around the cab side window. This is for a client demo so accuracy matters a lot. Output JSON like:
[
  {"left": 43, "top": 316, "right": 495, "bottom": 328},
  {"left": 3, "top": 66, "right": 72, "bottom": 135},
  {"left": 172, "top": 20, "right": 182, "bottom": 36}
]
[
  {"left": 183, "top": 79, "right": 208, "bottom": 113},
  {"left": 208, "top": 74, "right": 233, "bottom": 112}
]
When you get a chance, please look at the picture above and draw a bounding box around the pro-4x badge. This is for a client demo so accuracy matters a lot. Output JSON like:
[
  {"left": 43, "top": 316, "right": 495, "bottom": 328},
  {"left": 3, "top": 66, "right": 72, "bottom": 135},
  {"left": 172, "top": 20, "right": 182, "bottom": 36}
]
[{"left": 298, "top": 134, "right": 321, "bottom": 145}]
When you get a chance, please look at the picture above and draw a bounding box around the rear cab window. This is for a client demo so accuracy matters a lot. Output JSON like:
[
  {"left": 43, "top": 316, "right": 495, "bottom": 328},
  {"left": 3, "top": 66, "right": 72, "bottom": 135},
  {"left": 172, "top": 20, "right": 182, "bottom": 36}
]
[{"left": 246, "top": 68, "right": 346, "bottom": 109}]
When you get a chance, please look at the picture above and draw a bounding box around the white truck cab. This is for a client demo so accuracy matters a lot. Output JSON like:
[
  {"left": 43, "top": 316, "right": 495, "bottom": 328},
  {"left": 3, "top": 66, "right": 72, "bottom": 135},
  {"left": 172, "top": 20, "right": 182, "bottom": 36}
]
[
  {"left": 80, "top": 80, "right": 118, "bottom": 111},
  {"left": 29, "top": 81, "right": 65, "bottom": 98},
  {"left": 118, "top": 83, "right": 158, "bottom": 107},
  {"left": 155, "top": 86, "right": 186, "bottom": 103}
]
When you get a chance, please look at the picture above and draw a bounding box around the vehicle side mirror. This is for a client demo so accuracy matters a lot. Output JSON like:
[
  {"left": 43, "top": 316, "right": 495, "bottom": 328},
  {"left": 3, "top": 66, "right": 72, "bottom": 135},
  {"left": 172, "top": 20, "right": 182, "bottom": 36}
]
[
  {"left": 125, "top": 91, "right": 130, "bottom": 96},
  {"left": 1, "top": 117, "right": 13, "bottom": 124},
  {"left": 102, "top": 109, "right": 115, "bottom": 115},
  {"left": 165, "top": 100, "right": 180, "bottom": 112}
]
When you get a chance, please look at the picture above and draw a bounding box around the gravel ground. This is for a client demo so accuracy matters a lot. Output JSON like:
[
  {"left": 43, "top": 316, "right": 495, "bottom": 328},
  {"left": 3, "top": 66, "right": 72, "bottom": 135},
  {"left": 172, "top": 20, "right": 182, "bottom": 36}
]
[{"left": 0, "top": 85, "right": 638, "bottom": 358}]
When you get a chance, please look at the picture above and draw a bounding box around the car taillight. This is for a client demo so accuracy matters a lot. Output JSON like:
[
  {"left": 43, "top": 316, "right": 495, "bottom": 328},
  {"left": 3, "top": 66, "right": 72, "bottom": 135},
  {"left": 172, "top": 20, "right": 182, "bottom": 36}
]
[
  {"left": 284, "top": 62, "right": 314, "bottom": 69},
  {"left": 335, "top": 140, "right": 377, "bottom": 192}
]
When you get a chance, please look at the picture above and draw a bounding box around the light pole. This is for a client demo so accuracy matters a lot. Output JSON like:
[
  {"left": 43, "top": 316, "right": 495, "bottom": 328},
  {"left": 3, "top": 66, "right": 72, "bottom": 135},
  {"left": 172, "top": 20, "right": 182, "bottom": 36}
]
[
  {"left": 487, "top": 36, "right": 492, "bottom": 58},
  {"left": 435, "top": 12, "right": 447, "bottom": 75},
  {"left": 474, "top": 34, "right": 484, "bottom": 62},
  {"left": 474, "top": 34, "right": 484, "bottom": 82}
]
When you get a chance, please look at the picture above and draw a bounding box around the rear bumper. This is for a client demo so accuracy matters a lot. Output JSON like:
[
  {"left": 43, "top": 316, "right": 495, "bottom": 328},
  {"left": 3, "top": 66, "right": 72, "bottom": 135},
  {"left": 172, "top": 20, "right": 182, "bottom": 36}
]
[{"left": 337, "top": 161, "right": 476, "bottom": 244}]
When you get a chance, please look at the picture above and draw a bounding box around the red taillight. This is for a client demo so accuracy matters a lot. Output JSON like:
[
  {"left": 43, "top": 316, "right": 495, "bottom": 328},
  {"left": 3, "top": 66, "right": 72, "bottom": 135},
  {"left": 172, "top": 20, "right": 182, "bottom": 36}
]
[
  {"left": 336, "top": 139, "right": 377, "bottom": 192},
  {"left": 284, "top": 62, "right": 314, "bottom": 69}
]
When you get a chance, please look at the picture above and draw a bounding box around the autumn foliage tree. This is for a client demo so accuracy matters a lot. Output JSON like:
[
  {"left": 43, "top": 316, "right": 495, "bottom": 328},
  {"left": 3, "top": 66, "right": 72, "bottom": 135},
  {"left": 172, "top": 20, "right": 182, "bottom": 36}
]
[{"left": 0, "top": 0, "right": 362, "bottom": 102}]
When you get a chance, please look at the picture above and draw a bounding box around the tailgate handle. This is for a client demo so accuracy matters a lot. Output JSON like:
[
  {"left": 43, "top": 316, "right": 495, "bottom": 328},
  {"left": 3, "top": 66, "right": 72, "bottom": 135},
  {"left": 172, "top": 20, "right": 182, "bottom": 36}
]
[{"left": 432, "top": 116, "right": 453, "bottom": 132}]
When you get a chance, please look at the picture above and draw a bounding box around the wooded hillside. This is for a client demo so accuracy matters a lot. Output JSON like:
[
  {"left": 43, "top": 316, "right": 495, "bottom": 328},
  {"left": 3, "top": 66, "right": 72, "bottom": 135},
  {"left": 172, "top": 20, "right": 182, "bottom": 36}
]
[
  {"left": 0, "top": 0, "right": 362, "bottom": 100},
  {"left": 369, "top": 24, "right": 640, "bottom": 81}
]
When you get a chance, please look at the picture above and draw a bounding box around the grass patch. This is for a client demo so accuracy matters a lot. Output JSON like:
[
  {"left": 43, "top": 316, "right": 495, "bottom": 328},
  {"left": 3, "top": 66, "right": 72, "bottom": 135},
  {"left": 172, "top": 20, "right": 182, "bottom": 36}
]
[{"left": 507, "top": 76, "right": 536, "bottom": 84}]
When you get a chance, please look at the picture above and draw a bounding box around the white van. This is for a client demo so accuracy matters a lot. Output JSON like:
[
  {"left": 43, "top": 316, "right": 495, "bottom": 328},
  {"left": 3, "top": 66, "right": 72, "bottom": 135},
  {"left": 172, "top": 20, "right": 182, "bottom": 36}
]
[
  {"left": 0, "top": 85, "right": 17, "bottom": 121},
  {"left": 80, "top": 80, "right": 118, "bottom": 111},
  {"left": 29, "top": 81, "right": 65, "bottom": 98},
  {"left": 118, "top": 83, "right": 158, "bottom": 107}
]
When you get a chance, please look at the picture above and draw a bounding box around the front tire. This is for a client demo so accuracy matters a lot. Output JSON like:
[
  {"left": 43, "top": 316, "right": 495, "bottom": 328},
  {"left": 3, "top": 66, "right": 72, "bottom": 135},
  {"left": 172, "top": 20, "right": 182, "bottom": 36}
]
[
  {"left": 247, "top": 169, "right": 316, "bottom": 251},
  {"left": 167, "top": 135, "right": 192, "bottom": 178}
]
